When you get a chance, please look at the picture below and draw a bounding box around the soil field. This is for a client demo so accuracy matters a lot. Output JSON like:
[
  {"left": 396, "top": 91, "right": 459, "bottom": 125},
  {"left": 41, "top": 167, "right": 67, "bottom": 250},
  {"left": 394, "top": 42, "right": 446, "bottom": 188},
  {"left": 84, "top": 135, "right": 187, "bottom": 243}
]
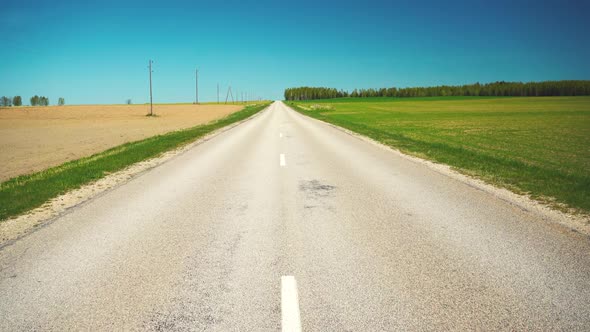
[{"left": 0, "top": 104, "right": 242, "bottom": 182}]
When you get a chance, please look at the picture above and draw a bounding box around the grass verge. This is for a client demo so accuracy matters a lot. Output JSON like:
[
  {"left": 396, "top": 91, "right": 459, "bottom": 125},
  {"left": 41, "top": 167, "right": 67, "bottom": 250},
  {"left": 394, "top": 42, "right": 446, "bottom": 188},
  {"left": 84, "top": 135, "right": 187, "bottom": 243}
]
[
  {"left": 0, "top": 102, "right": 270, "bottom": 221},
  {"left": 287, "top": 97, "right": 590, "bottom": 214}
]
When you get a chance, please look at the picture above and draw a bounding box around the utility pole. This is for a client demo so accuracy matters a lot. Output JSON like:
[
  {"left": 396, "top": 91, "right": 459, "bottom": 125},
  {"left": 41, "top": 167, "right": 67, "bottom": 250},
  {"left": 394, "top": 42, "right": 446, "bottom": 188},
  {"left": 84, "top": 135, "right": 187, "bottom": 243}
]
[
  {"left": 195, "top": 68, "right": 199, "bottom": 104},
  {"left": 225, "top": 86, "right": 234, "bottom": 104},
  {"left": 217, "top": 83, "right": 220, "bottom": 104},
  {"left": 148, "top": 59, "right": 154, "bottom": 116}
]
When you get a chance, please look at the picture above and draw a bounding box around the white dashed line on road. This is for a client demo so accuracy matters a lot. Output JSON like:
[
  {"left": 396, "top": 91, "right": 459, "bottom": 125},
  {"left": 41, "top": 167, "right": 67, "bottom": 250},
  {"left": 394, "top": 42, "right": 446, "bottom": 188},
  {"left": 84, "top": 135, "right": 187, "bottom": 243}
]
[
  {"left": 281, "top": 276, "right": 302, "bottom": 332},
  {"left": 280, "top": 154, "right": 286, "bottom": 167}
]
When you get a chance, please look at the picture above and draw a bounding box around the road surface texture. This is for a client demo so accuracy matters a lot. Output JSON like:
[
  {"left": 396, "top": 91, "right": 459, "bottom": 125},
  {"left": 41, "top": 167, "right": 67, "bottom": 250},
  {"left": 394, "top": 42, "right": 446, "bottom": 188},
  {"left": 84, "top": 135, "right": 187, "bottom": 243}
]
[{"left": 1, "top": 101, "right": 589, "bottom": 330}]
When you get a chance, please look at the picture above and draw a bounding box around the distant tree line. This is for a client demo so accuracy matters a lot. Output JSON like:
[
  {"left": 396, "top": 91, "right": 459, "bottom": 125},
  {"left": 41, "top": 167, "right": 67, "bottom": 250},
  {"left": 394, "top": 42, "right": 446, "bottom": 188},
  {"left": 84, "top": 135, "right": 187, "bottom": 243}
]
[
  {"left": 284, "top": 87, "right": 348, "bottom": 101},
  {"left": 0, "top": 96, "right": 22, "bottom": 106},
  {"left": 30, "top": 95, "right": 50, "bottom": 106},
  {"left": 284, "top": 80, "right": 590, "bottom": 101},
  {"left": 0, "top": 95, "right": 65, "bottom": 107},
  {"left": 0, "top": 96, "right": 12, "bottom": 106}
]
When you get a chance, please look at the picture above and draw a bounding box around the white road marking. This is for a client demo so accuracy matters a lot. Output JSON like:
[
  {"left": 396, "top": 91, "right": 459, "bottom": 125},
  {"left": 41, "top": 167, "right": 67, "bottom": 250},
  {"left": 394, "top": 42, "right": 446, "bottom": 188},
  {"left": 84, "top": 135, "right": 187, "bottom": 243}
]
[
  {"left": 279, "top": 132, "right": 283, "bottom": 138},
  {"left": 281, "top": 276, "right": 302, "bottom": 332},
  {"left": 280, "top": 154, "right": 286, "bottom": 167}
]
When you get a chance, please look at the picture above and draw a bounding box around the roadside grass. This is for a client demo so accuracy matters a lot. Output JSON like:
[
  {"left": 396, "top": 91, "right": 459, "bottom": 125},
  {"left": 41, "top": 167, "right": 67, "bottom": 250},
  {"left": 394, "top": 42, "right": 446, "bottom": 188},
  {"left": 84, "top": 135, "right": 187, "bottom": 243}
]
[
  {"left": 288, "top": 97, "right": 590, "bottom": 214},
  {"left": 0, "top": 102, "right": 270, "bottom": 221}
]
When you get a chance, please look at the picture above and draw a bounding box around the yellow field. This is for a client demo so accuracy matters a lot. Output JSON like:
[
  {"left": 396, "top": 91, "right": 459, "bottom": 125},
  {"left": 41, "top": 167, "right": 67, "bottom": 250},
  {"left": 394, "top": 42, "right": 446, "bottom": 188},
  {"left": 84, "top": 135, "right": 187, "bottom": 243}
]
[{"left": 0, "top": 104, "right": 242, "bottom": 182}]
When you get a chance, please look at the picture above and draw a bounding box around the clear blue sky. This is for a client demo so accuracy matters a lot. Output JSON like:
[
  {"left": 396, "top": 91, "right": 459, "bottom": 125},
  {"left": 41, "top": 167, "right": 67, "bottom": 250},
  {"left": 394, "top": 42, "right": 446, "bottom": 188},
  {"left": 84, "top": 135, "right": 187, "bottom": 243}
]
[{"left": 1, "top": 0, "right": 589, "bottom": 104}]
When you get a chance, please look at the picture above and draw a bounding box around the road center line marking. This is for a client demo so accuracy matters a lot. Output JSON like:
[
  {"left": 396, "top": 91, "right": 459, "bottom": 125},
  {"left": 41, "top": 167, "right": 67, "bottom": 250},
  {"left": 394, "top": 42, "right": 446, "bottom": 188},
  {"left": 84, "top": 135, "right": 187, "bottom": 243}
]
[
  {"left": 281, "top": 276, "right": 302, "bottom": 332},
  {"left": 280, "top": 154, "right": 286, "bottom": 167}
]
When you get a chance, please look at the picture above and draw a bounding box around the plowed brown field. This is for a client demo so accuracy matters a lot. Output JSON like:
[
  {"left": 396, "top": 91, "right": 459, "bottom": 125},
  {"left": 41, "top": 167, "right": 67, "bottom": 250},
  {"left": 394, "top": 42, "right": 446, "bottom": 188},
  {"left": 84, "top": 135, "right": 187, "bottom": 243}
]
[{"left": 0, "top": 104, "right": 242, "bottom": 182}]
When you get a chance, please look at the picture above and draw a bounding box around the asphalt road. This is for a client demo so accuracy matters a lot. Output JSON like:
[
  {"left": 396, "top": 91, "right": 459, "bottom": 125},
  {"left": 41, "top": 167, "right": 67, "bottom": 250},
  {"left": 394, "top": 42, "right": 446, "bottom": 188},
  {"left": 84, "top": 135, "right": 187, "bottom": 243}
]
[{"left": 1, "top": 101, "right": 589, "bottom": 331}]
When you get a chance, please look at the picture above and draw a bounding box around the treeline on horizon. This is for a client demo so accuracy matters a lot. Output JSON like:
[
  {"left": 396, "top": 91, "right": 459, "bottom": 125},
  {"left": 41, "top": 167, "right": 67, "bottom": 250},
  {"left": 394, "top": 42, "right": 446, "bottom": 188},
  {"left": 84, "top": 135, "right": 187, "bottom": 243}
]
[
  {"left": 0, "top": 95, "right": 65, "bottom": 107},
  {"left": 283, "top": 80, "right": 590, "bottom": 101}
]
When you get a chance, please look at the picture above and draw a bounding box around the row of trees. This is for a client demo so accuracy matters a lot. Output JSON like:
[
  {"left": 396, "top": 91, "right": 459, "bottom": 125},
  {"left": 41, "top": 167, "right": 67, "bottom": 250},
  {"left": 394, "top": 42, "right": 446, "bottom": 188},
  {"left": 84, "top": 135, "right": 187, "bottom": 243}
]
[
  {"left": 30, "top": 95, "right": 50, "bottom": 106},
  {"left": 284, "top": 87, "right": 348, "bottom": 101},
  {"left": 0, "top": 96, "right": 22, "bottom": 106},
  {"left": 284, "top": 80, "right": 590, "bottom": 101},
  {"left": 0, "top": 95, "right": 65, "bottom": 107}
]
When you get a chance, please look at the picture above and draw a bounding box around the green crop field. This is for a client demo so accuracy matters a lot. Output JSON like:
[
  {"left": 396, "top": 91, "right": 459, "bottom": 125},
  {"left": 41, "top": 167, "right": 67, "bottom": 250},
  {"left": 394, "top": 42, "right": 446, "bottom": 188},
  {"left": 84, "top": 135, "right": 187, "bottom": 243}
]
[{"left": 288, "top": 96, "right": 590, "bottom": 214}]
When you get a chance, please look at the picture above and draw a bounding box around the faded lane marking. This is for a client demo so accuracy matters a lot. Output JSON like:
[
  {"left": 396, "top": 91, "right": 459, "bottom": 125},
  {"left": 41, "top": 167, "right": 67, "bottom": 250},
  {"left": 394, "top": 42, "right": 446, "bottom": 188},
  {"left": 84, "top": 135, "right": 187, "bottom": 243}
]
[
  {"left": 281, "top": 276, "right": 302, "bottom": 332},
  {"left": 280, "top": 154, "right": 286, "bottom": 167}
]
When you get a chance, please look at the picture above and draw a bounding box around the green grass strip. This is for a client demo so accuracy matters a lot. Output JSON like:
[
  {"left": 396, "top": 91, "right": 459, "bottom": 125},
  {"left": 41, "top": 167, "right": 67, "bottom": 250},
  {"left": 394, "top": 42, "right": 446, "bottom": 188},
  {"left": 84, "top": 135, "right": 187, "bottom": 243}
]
[
  {"left": 0, "top": 102, "right": 270, "bottom": 221},
  {"left": 288, "top": 101, "right": 590, "bottom": 213}
]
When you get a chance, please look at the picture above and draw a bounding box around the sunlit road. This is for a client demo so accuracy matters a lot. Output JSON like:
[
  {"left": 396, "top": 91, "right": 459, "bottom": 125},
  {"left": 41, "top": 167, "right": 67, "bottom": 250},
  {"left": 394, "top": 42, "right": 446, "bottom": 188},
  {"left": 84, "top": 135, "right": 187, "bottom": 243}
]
[{"left": 1, "top": 101, "right": 589, "bottom": 330}]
